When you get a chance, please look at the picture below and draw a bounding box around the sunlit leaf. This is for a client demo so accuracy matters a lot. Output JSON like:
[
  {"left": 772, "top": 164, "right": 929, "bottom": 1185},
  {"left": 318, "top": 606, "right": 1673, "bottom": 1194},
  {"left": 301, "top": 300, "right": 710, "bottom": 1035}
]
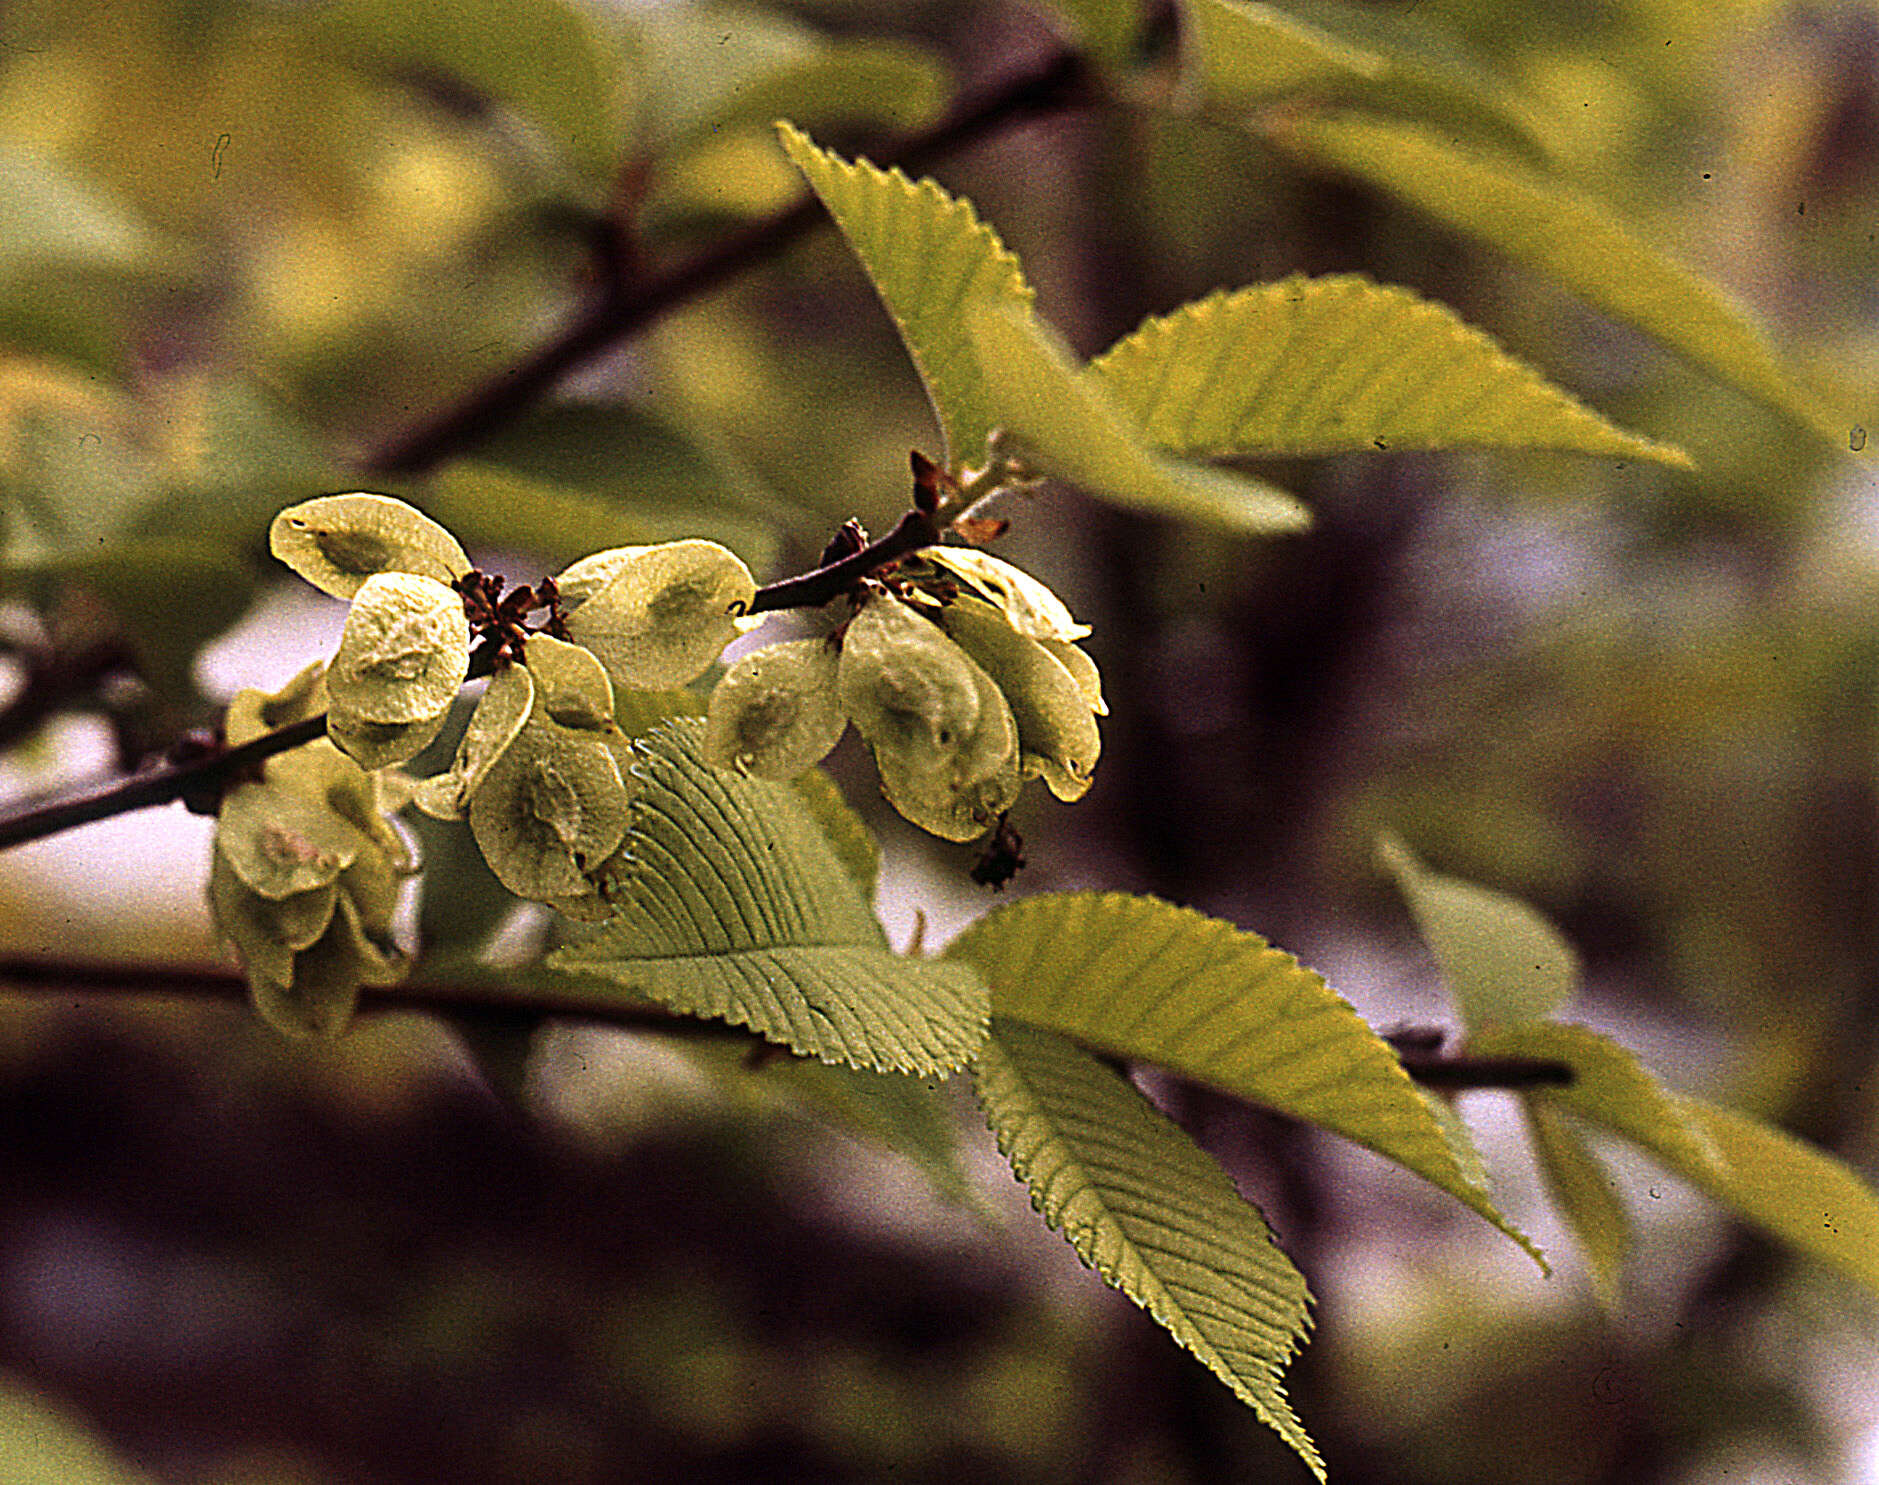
[
  {"left": 977, "top": 1020, "right": 1322, "bottom": 1479},
  {"left": 778, "top": 123, "right": 1034, "bottom": 466},
  {"left": 967, "top": 303, "right": 1313, "bottom": 534},
  {"left": 1091, "top": 274, "right": 1691, "bottom": 466},
  {"left": 1263, "top": 112, "right": 1844, "bottom": 438},
  {"left": 1379, "top": 833, "right": 1579, "bottom": 1030},
  {"left": 948, "top": 892, "right": 1544, "bottom": 1263},
  {"left": 551, "top": 720, "right": 988, "bottom": 1073}
]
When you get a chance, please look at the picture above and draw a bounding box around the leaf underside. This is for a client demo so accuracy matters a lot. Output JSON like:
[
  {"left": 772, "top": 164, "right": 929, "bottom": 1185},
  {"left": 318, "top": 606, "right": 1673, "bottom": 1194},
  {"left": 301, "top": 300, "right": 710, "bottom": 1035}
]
[
  {"left": 550, "top": 720, "right": 987, "bottom": 1074},
  {"left": 1092, "top": 274, "right": 1692, "bottom": 466},
  {"left": 976, "top": 1019, "right": 1323, "bottom": 1479},
  {"left": 948, "top": 892, "right": 1543, "bottom": 1264}
]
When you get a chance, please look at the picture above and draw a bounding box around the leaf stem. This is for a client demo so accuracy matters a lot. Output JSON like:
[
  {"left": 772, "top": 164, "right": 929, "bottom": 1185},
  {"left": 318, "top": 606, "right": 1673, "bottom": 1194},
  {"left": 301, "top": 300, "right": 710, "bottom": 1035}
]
[
  {"left": 745, "top": 508, "right": 940, "bottom": 615},
  {"left": 367, "top": 45, "right": 1095, "bottom": 476}
]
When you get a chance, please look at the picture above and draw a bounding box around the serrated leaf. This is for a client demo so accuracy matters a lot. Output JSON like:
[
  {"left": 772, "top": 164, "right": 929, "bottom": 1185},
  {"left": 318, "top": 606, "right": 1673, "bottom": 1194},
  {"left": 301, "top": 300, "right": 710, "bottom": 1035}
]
[
  {"left": 1481, "top": 1022, "right": 1879, "bottom": 1296},
  {"left": 948, "top": 892, "right": 1543, "bottom": 1264},
  {"left": 1522, "top": 1098, "right": 1630, "bottom": 1310},
  {"left": 967, "top": 303, "right": 1314, "bottom": 534},
  {"left": 976, "top": 1020, "right": 1322, "bottom": 1478},
  {"left": 1183, "top": 0, "right": 1550, "bottom": 159},
  {"left": 1091, "top": 274, "right": 1691, "bottom": 466},
  {"left": 551, "top": 719, "right": 988, "bottom": 1073},
  {"left": 315, "top": 0, "right": 628, "bottom": 185},
  {"left": 777, "top": 123, "right": 1034, "bottom": 466},
  {"left": 1379, "top": 833, "right": 1579, "bottom": 1031},
  {"left": 1263, "top": 112, "right": 1843, "bottom": 439}
]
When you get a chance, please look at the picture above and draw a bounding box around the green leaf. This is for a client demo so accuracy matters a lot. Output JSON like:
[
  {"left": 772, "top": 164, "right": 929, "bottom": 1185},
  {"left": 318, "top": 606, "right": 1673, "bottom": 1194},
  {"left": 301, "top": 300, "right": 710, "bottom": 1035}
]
[
  {"left": 550, "top": 719, "right": 989, "bottom": 1074},
  {"left": 1479, "top": 1022, "right": 1879, "bottom": 1296},
  {"left": 976, "top": 1020, "right": 1322, "bottom": 1479},
  {"left": 1090, "top": 274, "right": 1691, "bottom": 466},
  {"left": 1522, "top": 1098, "right": 1630, "bottom": 1310},
  {"left": 788, "top": 765, "right": 881, "bottom": 905},
  {"left": 1262, "top": 111, "right": 1844, "bottom": 439},
  {"left": 697, "top": 44, "right": 951, "bottom": 140},
  {"left": 457, "top": 404, "right": 785, "bottom": 570},
  {"left": 315, "top": 0, "right": 629, "bottom": 186},
  {"left": 1676, "top": 1098, "right": 1879, "bottom": 1296},
  {"left": 967, "top": 303, "right": 1313, "bottom": 534},
  {"left": 948, "top": 892, "right": 1543, "bottom": 1264},
  {"left": 1378, "top": 833, "right": 1580, "bottom": 1031},
  {"left": 1027, "top": 0, "right": 1145, "bottom": 67},
  {"left": 1469, "top": 1022, "right": 1718, "bottom": 1176},
  {"left": 777, "top": 123, "right": 1035, "bottom": 467},
  {"left": 1182, "top": 0, "right": 1550, "bottom": 159}
]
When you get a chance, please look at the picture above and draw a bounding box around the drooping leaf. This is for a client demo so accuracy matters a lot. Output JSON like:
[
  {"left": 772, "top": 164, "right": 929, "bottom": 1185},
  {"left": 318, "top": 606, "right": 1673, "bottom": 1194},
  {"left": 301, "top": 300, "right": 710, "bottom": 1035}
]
[
  {"left": 777, "top": 124, "right": 1034, "bottom": 467},
  {"left": 1379, "top": 833, "right": 1580, "bottom": 1031},
  {"left": 1182, "top": 0, "right": 1550, "bottom": 159},
  {"left": 1468, "top": 1022, "right": 1718, "bottom": 1175},
  {"left": 1478, "top": 1022, "right": 1879, "bottom": 1296},
  {"left": 698, "top": 44, "right": 951, "bottom": 140},
  {"left": 1676, "top": 1098, "right": 1879, "bottom": 1296},
  {"left": 967, "top": 303, "right": 1313, "bottom": 535},
  {"left": 948, "top": 892, "right": 1543, "bottom": 1263},
  {"left": 976, "top": 1020, "right": 1322, "bottom": 1479},
  {"left": 1522, "top": 1098, "right": 1630, "bottom": 1310},
  {"left": 551, "top": 720, "right": 988, "bottom": 1074},
  {"left": 1091, "top": 274, "right": 1691, "bottom": 466},
  {"left": 1262, "top": 112, "right": 1843, "bottom": 438},
  {"left": 315, "top": 0, "right": 629, "bottom": 186}
]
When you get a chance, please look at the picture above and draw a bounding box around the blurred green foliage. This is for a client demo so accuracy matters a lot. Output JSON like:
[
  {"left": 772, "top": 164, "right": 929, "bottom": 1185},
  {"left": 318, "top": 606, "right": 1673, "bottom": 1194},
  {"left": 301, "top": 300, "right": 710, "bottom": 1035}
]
[{"left": 1, "top": 0, "right": 1877, "bottom": 1479}]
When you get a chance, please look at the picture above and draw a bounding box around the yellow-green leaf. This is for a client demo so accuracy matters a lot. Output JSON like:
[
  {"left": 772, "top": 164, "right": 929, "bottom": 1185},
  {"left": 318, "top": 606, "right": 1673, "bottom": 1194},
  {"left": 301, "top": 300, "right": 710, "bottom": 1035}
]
[
  {"left": 1182, "top": 0, "right": 1549, "bottom": 159},
  {"left": 1092, "top": 274, "right": 1691, "bottom": 466},
  {"left": 1379, "top": 833, "right": 1580, "bottom": 1031},
  {"left": 1522, "top": 1098, "right": 1630, "bottom": 1311},
  {"left": 967, "top": 303, "right": 1312, "bottom": 534},
  {"left": 1469, "top": 1022, "right": 1718, "bottom": 1176},
  {"left": 976, "top": 1020, "right": 1321, "bottom": 1479},
  {"left": 1481, "top": 1022, "right": 1879, "bottom": 1296},
  {"left": 1263, "top": 112, "right": 1843, "bottom": 439},
  {"left": 1028, "top": 0, "right": 1145, "bottom": 68},
  {"left": 948, "top": 892, "right": 1543, "bottom": 1263},
  {"left": 550, "top": 720, "right": 989, "bottom": 1074},
  {"left": 777, "top": 123, "right": 1034, "bottom": 467}
]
